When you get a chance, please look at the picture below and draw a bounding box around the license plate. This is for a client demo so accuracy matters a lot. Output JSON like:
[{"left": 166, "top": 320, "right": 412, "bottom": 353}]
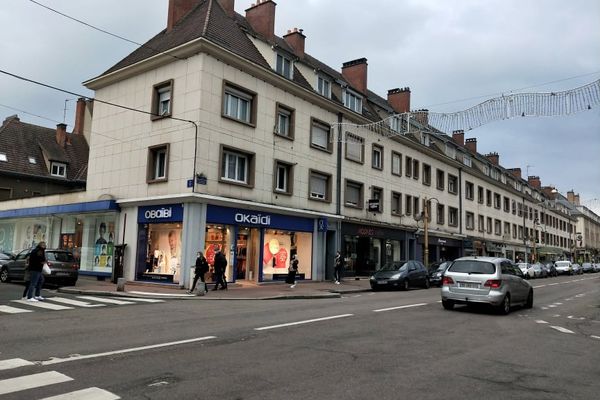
[
  {"left": 55, "top": 272, "right": 70, "bottom": 276},
  {"left": 459, "top": 282, "right": 479, "bottom": 288},
  {"left": 377, "top": 280, "right": 388, "bottom": 284}
]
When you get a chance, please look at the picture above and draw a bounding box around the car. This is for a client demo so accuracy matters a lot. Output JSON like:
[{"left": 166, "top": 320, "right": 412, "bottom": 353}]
[
  {"left": 370, "top": 260, "right": 430, "bottom": 291},
  {"left": 543, "top": 263, "right": 558, "bottom": 277},
  {"left": 554, "top": 260, "right": 573, "bottom": 275},
  {"left": 581, "top": 263, "right": 594, "bottom": 273},
  {"left": 0, "top": 252, "right": 13, "bottom": 266},
  {"left": 531, "top": 263, "right": 547, "bottom": 278},
  {"left": 428, "top": 261, "right": 451, "bottom": 287},
  {"left": 516, "top": 263, "right": 535, "bottom": 279},
  {"left": 571, "top": 263, "right": 583, "bottom": 275},
  {"left": 0, "top": 248, "right": 79, "bottom": 286},
  {"left": 441, "top": 256, "right": 533, "bottom": 315},
  {"left": 593, "top": 263, "right": 600, "bottom": 273}
]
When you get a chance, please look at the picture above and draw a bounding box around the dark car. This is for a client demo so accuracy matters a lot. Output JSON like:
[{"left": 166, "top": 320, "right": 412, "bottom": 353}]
[
  {"left": 0, "top": 248, "right": 79, "bottom": 286},
  {"left": 581, "top": 263, "right": 594, "bottom": 273},
  {"left": 0, "top": 252, "right": 13, "bottom": 266},
  {"left": 543, "top": 263, "right": 558, "bottom": 277},
  {"left": 370, "top": 260, "right": 430, "bottom": 291},
  {"left": 429, "top": 261, "right": 451, "bottom": 287}
]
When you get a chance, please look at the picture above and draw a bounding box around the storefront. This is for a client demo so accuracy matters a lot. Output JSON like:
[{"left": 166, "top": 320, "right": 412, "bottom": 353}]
[
  {"left": 206, "top": 205, "right": 315, "bottom": 282},
  {"left": 419, "top": 235, "right": 464, "bottom": 264},
  {"left": 485, "top": 241, "right": 505, "bottom": 258}
]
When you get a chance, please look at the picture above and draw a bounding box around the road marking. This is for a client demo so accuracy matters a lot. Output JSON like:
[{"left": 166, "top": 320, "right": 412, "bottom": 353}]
[
  {"left": 373, "top": 303, "right": 428, "bottom": 313},
  {"left": 40, "top": 336, "right": 216, "bottom": 366},
  {"left": 39, "top": 387, "right": 120, "bottom": 400},
  {"left": 541, "top": 307, "right": 549, "bottom": 310},
  {"left": 535, "top": 320, "right": 548, "bottom": 324},
  {"left": 533, "top": 284, "right": 546, "bottom": 288},
  {"left": 548, "top": 283, "right": 559, "bottom": 286},
  {"left": 76, "top": 296, "right": 135, "bottom": 305},
  {"left": 567, "top": 315, "right": 585, "bottom": 320},
  {"left": 554, "top": 302, "right": 563, "bottom": 305},
  {"left": 254, "top": 314, "right": 354, "bottom": 331},
  {"left": 112, "top": 297, "right": 164, "bottom": 303},
  {"left": 0, "top": 305, "right": 33, "bottom": 314},
  {"left": 0, "top": 358, "right": 34, "bottom": 371},
  {"left": 12, "top": 300, "right": 73, "bottom": 310},
  {"left": 0, "top": 371, "right": 73, "bottom": 395},
  {"left": 591, "top": 335, "right": 600, "bottom": 340},
  {"left": 47, "top": 297, "right": 106, "bottom": 308},
  {"left": 128, "top": 291, "right": 193, "bottom": 297},
  {"left": 550, "top": 326, "right": 575, "bottom": 334},
  {"left": 548, "top": 304, "right": 557, "bottom": 308}
]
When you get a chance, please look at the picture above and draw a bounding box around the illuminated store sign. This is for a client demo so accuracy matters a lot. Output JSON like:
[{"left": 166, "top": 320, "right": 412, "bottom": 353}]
[
  {"left": 234, "top": 213, "right": 271, "bottom": 225},
  {"left": 145, "top": 208, "right": 172, "bottom": 220},
  {"left": 208, "top": 205, "right": 314, "bottom": 231},
  {"left": 138, "top": 204, "right": 183, "bottom": 223}
]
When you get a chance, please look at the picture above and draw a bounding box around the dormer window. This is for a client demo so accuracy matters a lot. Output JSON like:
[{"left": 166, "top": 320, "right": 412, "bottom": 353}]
[
  {"left": 28, "top": 157, "right": 36, "bottom": 164},
  {"left": 50, "top": 162, "right": 66, "bottom": 178},
  {"left": 276, "top": 53, "right": 293, "bottom": 79},
  {"left": 317, "top": 75, "right": 331, "bottom": 98},
  {"left": 343, "top": 89, "right": 362, "bottom": 113},
  {"left": 483, "top": 165, "right": 490, "bottom": 176},
  {"left": 420, "top": 133, "right": 430, "bottom": 146},
  {"left": 491, "top": 168, "right": 500, "bottom": 180},
  {"left": 463, "top": 155, "right": 472, "bottom": 167},
  {"left": 445, "top": 143, "right": 456, "bottom": 159},
  {"left": 389, "top": 116, "right": 401, "bottom": 133},
  {"left": 0, "top": 153, "right": 6, "bottom": 162}
]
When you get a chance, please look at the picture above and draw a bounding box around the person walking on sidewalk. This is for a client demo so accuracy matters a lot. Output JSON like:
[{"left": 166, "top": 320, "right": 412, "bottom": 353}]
[
  {"left": 26, "top": 241, "right": 47, "bottom": 302},
  {"left": 286, "top": 254, "right": 299, "bottom": 288},
  {"left": 334, "top": 251, "right": 344, "bottom": 284},
  {"left": 189, "top": 251, "right": 209, "bottom": 294},
  {"left": 212, "top": 249, "right": 228, "bottom": 290}
]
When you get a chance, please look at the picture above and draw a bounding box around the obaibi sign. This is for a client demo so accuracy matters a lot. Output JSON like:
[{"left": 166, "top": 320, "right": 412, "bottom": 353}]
[
  {"left": 144, "top": 207, "right": 172, "bottom": 220},
  {"left": 138, "top": 204, "right": 183, "bottom": 223}
]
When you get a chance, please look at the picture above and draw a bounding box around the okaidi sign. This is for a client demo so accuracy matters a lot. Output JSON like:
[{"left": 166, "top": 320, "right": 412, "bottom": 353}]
[
  {"left": 207, "top": 205, "right": 314, "bottom": 231},
  {"left": 138, "top": 204, "right": 183, "bottom": 223}
]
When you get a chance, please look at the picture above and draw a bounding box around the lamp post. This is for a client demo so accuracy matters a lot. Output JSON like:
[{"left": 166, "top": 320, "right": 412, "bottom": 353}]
[{"left": 422, "top": 197, "right": 439, "bottom": 268}]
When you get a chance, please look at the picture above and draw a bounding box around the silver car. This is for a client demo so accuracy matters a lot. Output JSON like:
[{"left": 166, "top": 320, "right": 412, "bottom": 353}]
[
  {"left": 555, "top": 260, "right": 573, "bottom": 275},
  {"left": 441, "top": 256, "right": 533, "bottom": 315}
]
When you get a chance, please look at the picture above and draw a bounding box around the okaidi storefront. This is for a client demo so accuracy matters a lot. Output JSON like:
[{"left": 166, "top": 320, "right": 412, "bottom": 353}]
[{"left": 205, "top": 205, "right": 315, "bottom": 283}]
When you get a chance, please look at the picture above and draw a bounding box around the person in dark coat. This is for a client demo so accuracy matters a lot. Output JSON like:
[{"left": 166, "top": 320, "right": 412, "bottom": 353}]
[
  {"left": 287, "top": 254, "right": 299, "bottom": 288},
  {"left": 334, "top": 251, "right": 344, "bottom": 284},
  {"left": 189, "top": 251, "right": 209, "bottom": 294},
  {"left": 212, "top": 249, "right": 228, "bottom": 290},
  {"left": 26, "top": 241, "right": 46, "bottom": 301}
]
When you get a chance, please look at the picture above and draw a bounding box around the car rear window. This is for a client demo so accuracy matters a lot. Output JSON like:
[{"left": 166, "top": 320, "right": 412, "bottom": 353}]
[
  {"left": 448, "top": 260, "right": 496, "bottom": 274},
  {"left": 47, "top": 252, "right": 75, "bottom": 262}
]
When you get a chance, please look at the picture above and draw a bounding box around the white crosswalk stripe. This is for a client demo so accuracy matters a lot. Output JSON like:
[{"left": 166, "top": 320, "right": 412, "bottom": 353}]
[
  {"left": 39, "top": 387, "right": 121, "bottom": 400},
  {"left": 46, "top": 297, "right": 106, "bottom": 308},
  {"left": 109, "top": 297, "right": 164, "bottom": 303},
  {"left": 0, "top": 358, "right": 34, "bottom": 371},
  {"left": 0, "top": 371, "right": 73, "bottom": 395},
  {"left": 12, "top": 299, "right": 73, "bottom": 310},
  {"left": 76, "top": 296, "right": 135, "bottom": 305},
  {"left": 0, "top": 305, "right": 33, "bottom": 314},
  {"left": 1, "top": 295, "right": 165, "bottom": 315}
]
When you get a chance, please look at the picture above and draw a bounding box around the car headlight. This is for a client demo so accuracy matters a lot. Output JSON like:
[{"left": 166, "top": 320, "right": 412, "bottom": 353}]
[
  {"left": 436, "top": 272, "right": 442, "bottom": 277},
  {"left": 390, "top": 273, "right": 402, "bottom": 279}
]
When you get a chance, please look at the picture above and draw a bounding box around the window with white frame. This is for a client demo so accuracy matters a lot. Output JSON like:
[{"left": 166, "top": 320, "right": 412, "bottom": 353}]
[
  {"left": 372, "top": 144, "right": 383, "bottom": 170},
  {"left": 311, "top": 119, "right": 332, "bottom": 151},
  {"left": 445, "top": 143, "right": 456, "bottom": 159},
  {"left": 275, "top": 53, "right": 293, "bottom": 78},
  {"left": 389, "top": 116, "right": 401, "bottom": 133},
  {"left": 50, "top": 162, "right": 67, "bottom": 178},
  {"left": 448, "top": 207, "right": 458, "bottom": 227},
  {"left": 465, "top": 181, "right": 474, "bottom": 200},
  {"left": 420, "top": 132, "right": 430, "bottom": 146},
  {"left": 221, "top": 148, "right": 253, "bottom": 185},
  {"left": 391, "top": 151, "right": 402, "bottom": 176},
  {"left": 223, "top": 83, "right": 255, "bottom": 124},
  {"left": 343, "top": 88, "right": 362, "bottom": 113},
  {"left": 391, "top": 192, "right": 402, "bottom": 216},
  {"left": 274, "top": 161, "right": 293, "bottom": 194},
  {"left": 494, "top": 219, "right": 502, "bottom": 236},
  {"left": 491, "top": 168, "right": 500, "bottom": 180},
  {"left": 0, "top": 153, "right": 7, "bottom": 162},
  {"left": 463, "top": 155, "right": 472, "bottom": 167},
  {"left": 152, "top": 80, "right": 173, "bottom": 118},
  {"left": 147, "top": 144, "right": 169, "bottom": 182},
  {"left": 483, "top": 165, "right": 490, "bottom": 176},
  {"left": 466, "top": 212, "right": 474, "bottom": 230},
  {"left": 448, "top": 174, "right": 458, "bottom": 194},
  {"left": 309, "top": 171, "right": 330, "bottom": 201},
  {"left": 317, "top": 75, "right": 331, "bottom": 98},
  {"left": 345, "top": 133, "right": 364, "bottom": 163},
  {"left": 478, "top": 215, "right": 485, "bottom": 232},
  {"left": 275, "top": 104, "right": 294, "bottom": 138},
  {"left": 345, "top": 180, "right": 363, "bottom": 208}
]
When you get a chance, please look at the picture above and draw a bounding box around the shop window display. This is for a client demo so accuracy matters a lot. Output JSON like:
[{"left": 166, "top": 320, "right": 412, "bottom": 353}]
[
  {"left": 143, "top": 223, "right": 182, "bottom": 283},
  {"left": 262, "top": 230, "right": 312, "bottom": 281},
  {"left": 205, "top": 225, "right": 233, "bottom": 283}
]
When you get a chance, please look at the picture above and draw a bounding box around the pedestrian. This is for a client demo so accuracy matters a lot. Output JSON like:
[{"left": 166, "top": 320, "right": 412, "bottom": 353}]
[
  {"left": 21, "top": 262, "right": 31, "bottom": 300},
  {"left": 189, "top": 251, "right": 209, "bottom": 294},
  {"left": 212, "top": 249, "right": 228, "bottom": 291},
  {"left": 26, "top": 241, "right": 47, "bottom": 302},
  {"left": 334, "top": 251, "right": 344, "bottom": 284},
  {"left": 286, "top": 254, "right": 299, "bottom": 288}
]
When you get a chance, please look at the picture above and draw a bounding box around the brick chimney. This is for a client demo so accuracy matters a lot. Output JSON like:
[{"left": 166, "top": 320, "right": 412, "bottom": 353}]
[
  {"left": 56, "top": 123, "right": 67, "bottom": 148},
  {"left": 245, "top": 0, "right": 277, "bottom": 42},
  {"left": 574, "top": 194, "right": 580, "bottom": 205},
  {"left": 167, "top": 0, "right": 200, "bottom": 32},
  {"left": 452, "top": 130, "right": 465, "bottom": 146},
  {"left": 485, "top": 152, "right": 499, "bottom": 166},
  {"left": 567, "top": 190, "right": 576, "bottom": 203},
  {"left": 414, "top": 109, "right": 429, "bottom": 126},
  {"left": 216, "top": 0, "right": 235, "bottom": 17},
  {"left": 527, "top": 176, "right": 541, "bottom": 188},
  {"left": 465, "top": 138, "right": 477, "bottom": 153},
  {"left": 283, "top": 28, "right": 305, "bottom": 58},
  {"left": 72, "top": 98, "right": 86, "bottom": 135},
  {"left": 507, "top": 168, "right": 522, "bottom": 179},
  {"left": 2, "top": 114, "right": 19, "bottom": 126},
  {"left": 342, "top": 58, "right": 368, "bottom": 95},
  {"left": 387, "top": 87, "right": 411, "bottom": 114}
]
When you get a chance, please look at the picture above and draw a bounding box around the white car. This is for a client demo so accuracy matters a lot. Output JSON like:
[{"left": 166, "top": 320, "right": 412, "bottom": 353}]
[
  {"left": 554, "top": 260, "right": 573, "bottom": 275},
  {"left": 516, "top": 263, "right": 534, "bottom": 279}
]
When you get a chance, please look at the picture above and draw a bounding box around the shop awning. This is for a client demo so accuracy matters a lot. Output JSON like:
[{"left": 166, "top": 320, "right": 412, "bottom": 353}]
[
  {"left": 536, "top": 246, "right": 564, "bottom": 256},
  {"left": 0, "top": 200, "right": 119, "bottom": 219}
]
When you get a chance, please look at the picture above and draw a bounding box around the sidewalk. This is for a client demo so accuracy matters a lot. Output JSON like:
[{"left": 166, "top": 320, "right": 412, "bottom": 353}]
[{"left": 59, "top": 276, "right": 373, "bottom": 300}]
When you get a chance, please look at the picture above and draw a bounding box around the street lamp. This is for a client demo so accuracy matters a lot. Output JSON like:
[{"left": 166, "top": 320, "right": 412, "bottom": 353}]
[{"left": 421, "top": 196, "right": 439, "bottom": 268}]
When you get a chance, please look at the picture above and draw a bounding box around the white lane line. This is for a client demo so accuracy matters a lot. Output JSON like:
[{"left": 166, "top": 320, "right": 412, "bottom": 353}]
[
  {"left": 39, "top": 387, "right": 120, "bottom": 400},
  {"left": 533, "top": 284, "right": 547, "bottom": 288},
  {"left": 554, "top": 302, "right": 563, "bottom": 305},
  {"left": 47, "top": 297, "right": 106, "bottom": 308},
  {"left": 535, "top": 320, "right": 549, "bottom": 324},
  {"left": 591, "top": 335, "right": 600, "bottom": 340},
  {"left": 40, "top": 336, "right": 216, "bottom": 366},
  {"left": 254, "top": 314, "right": 354, "bottom": 331},
  {"left": 0, "top": 358, "right": 34, "bottom": 371},
  {"left": 109, "top": 297, "right": 164, "bottom": 303},
  {"left": 541, "top": 307, "right": 549, "bottom": 310},
  {"left": 76, "top": 296, "right": 135, "bottom": 305},
  {"left": 567, "top": 316, "right": 585, "bottom": 320},
  {"left": 128, "top": 291, "right": 193, "bottom": 297},
  {"left": 548, "top": 283, "right": 559, "bottom": 286},
  {"left": 373, "top": 303, "right": 428, "bottom": 313},
  {"left": 12, "top": 300, "right": 73, "bottom": 310},
  {"left": 548, "top": 305, "right": 557, "bottom": 308},
  {"left": 0, "top": 305, "right": 33, "bottom": 314},
  {"left": 550, "top": 326, "right": 575, "bottom": 334},
  {"left": 0, "top": 371, "right": 73, "bottom": 395}
]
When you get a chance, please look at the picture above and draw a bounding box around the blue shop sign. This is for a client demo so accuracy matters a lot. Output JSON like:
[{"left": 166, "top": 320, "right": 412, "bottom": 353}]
[
  {"left": 138, "top": 204, "right": 183, "bottom": 223},
  {"left": 207, "top": 205, "right": 313, "bottom": 232}
]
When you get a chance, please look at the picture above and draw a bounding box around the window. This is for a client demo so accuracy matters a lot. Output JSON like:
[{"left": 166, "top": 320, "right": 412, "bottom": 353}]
[
  {"left": 220, "top": 146, "right": 255, "bottom": 187},
  {"left": 275, "top": 103, "right": 294, "bottom": 139},
  {"left": 437, "top": 204, "right": 445, "bottom": 225},
  {"left": 494, "top": 193, "right": 501, "bottom": 209},
  {"left": 448, "top": 174, "right": 458, "bottom": 194},
  {"left": 503, "top": 197, "right": 510, "bottom": 212},
  {"left": 422, "top": 164, "right": 431, "bottom": 186},
  {"left": 372, "top": 144, "right": 383, "bottom": 170},
  {"left": 317, "top": 76, "right": 331, "bottom": 98},
  {"left": 309, "top": 170, "right": 331, "bottom": 202},
  {"left": 504, "top": 222, "right": 511, "bottom": 237},
  {"left": 491, "top": 168, "right": 500, "bottom": 180},
  {"left": 343, "top": 89, "right": 362, "bottom": 113},
  {"left": 466, "top": 212, "right": 475, "bottom": 230},
  {"left": 275, "top": 53, "right": 293, "bottom": 78},
  {"left": 345, "top": 180, "right": 363, "bottom": 208},
  {"left": 420, "top": 132, "right": 430, "bottom": 146},
  {"left": 487, "top": 217, "right": 493, "bottom": 234},
  {"left": 436, "top": 169, "right": 445, "bottom": 190},
  {"left": 405, "top": 195, "right": 413, "bottom": 215},
  {"left": 405, "top": 156, "right": 413, "bottom": 178},
  {"left": 448, "top": 207, "right": 458, "bottom": 227},
  {"left": 311, "top": 119, "right": 332, "bottom": 152},
  {"left": 391, "top": 192, "right": 402, "bottom": 216},
  {"left": 478, "top": 186, "right": 484, "bottom": 204},
  {"left": 371, "top": 187, "right": 383, "bottom": 213},
  {"left": 147, "top": 144, "right": 169, "bottom": 182},
  {"left": 389, "top": 116, "right": 401, "bottom": 133},
  {"left": 413, "top": 196, "right": 420, "bottom": 216},
  {"left": 463, "top": 155, "right": 472, "bottom": 167},
  {"left": 412, "top": 159, "right": 419, "bottom": 180},
  {"left": 274, "top": 161, "right": 293, "bottom": 194},
  {"left": 512, "top": 200, "right": 517, "bottom": 215},
  {"left": 28, "top": 156, "right": 36, "bottom": 164},
  {"left": 445, "top": 143, "right": 456, "bottom": 159},
  {"left": 478, "top": 215, "right": 485, "bottom": 232},
  {"left": 152, "top": 80, "right": 173, "bottom": 119},
  {"left": 222, "top": 82, "right": 256, "bottom": 125},
  {"left": 465, "top": 181, "right": 474, "bottom": 200},
  {"left": 48, "top": 161, "right": 66, "bottom": 178},
  {"left": 486, "top": 189, "right": 492, "bottom": 206},
  {"left": 494, "top": 219, "right": 502, "bottom": 236},
  {"left": 391, "top": 152, "right": 402, "bottom": 176},
  {"left": 0, "top": 153, "right": 6, "bottom": 162},
  {"left": 345, "top": 133, "right": 364, "bottom": 163}
]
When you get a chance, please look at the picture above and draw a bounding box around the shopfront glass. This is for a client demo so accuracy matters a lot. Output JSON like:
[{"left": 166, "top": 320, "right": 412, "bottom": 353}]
[
  {"left": 262, "top": 229, "right": 312, "bottom": 281},
  {"left": 205, "top": 224, "right": 234, "bottom": 283},
  {"left": 139, "top": 223, "right": 183, "bottom": 284}
]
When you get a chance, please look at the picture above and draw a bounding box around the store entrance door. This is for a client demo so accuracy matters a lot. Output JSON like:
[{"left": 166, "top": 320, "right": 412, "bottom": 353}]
[{"left": 235, "top": 227, "right": 260, "bottom": 282}]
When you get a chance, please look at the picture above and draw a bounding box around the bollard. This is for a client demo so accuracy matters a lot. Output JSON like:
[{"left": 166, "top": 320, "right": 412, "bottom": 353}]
[{"left": 116, "top": 277, "right": 126, "bottom": 292}]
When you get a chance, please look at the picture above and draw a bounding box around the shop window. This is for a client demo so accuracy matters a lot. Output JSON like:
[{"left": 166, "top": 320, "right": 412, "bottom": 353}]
[
  {"left": 449, "top": 207, "right": 458, "bottom": 227},
  {"left": 345, "top": 180, "right": 363, "bottom": 208},
  {"left": 422, "top": 163, "right": 431, "bottom": 186},
  {"left": 466, "top": 212, "right": 474, "bottom": 230},
  {"left": 220, "top": 146, "right": 255, "bottom": 187},
  {"left": 50, "top": 162, "right": 67, "bottom": 178},
  {"left": 275, "top": 103, "right": 294, "bottom": 139},
  {"left": 345, "top": 133, "right": 364, "bottom": 163},
  {"left": 391, "top": 151, "right": 402, "bottom": 176},
  {"left": 310, "top": 118, "right": 333, "bottom": 152},
  {"left": 151, "top": 80, "right": 173, "bottom": 119},
  {"left": 372, "top": 144, "right": 383, "bottom": 170},
  {"left": 309, "top": 170, "right": 331, "bottom": 202},
  {"left": 391, "top": 191, "right": 402, "bottom": 216},
  {"left": 222, "top": 81, "right": 256, "bottom": 126},
  {"left": 274, "top": 160, "right": 294, "bottom": 195},
  {"left": 147, "top": 144, "right": 169, "bottom": 183},
  {"left": 263, "top": 230, "right": 312, "bottom": 281}
]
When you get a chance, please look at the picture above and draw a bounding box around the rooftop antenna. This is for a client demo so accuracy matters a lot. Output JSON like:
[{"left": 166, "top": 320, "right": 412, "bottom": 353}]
[
  {"left": 526, "top": 164, "right": 533, "bottom": 177},
  {"left": 63, "top": 98, "right": 75, "bottom": 124}
]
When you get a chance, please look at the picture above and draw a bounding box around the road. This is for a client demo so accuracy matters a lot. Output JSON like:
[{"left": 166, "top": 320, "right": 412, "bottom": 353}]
[{"left": 1, "top": 275, "right": 599, "bottom": 399}]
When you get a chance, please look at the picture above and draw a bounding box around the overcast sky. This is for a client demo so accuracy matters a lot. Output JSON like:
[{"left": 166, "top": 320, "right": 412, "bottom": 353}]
[{"left": 1, "top": 0, "right": 599, "bottom": 213}]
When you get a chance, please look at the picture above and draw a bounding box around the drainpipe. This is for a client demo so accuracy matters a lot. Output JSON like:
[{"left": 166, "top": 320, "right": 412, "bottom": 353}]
[{"left": 336, "top": 112, "right": 343, "bottom": 216}]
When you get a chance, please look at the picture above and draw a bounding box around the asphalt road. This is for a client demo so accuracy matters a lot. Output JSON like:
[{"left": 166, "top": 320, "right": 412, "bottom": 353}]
[{"left": 1, "top": 274, "right": 599, "bottom": 399}]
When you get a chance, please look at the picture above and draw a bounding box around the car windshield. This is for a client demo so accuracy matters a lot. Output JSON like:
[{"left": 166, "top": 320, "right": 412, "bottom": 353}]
[
  {"left": 436, "top": 262, "right": 449, "bottom": 272},
  {"left": 555, "top": 261, "right": 569, "bottom": 267},
  {"left": 448, "top": 260, "right": 496, "bottom": 274},
  {"left": 47, "top": 252, "right": 75, "bottom": 262},
  {"left": 379, "top": 262, "right": 407, "bottom": 272}
]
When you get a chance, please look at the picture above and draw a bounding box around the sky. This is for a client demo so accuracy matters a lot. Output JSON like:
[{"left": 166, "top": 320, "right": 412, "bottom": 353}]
[{"left": 1, "top": 0, "right": 599, "bottom": 214}]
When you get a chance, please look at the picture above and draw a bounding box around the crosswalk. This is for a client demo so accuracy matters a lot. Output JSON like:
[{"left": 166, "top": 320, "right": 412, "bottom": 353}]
[{"left": 0, "top": 295, "right": 164, "bottom": 315}]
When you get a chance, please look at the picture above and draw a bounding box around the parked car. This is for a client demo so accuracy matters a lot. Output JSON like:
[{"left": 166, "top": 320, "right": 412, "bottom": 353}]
[
  {"left": 530, "top": 263, "right": 547, "bottom": 278},
  {"left": 543, "top": 263, "right": 558, "bottom": 277},
  {"left": 0, "top": 248, "right": 79, "bottom": 286},
  {"left": 428, "top": 261, "right": 451, "bottom": 287},
  {"left": 554, "top": 260, "right": 573, "bottom": 275},
  {"left": 441, "top": 256, "right": 533, "bottom": 315},
  {"left": 593, "top": 263, "right": 600, "bottom": 273},
  {"left": 581, "top": 263, "right": 594, "bottom": 273},
  {"left": 370, "top": 260, "right": 430, "bottom": 291},
  {"left": 571, "top": 263, "right": 583, "bottom": 275},
  {"left": 516, "top": 263, "right": 535, "bottom": 279},
  {"left": 0, "top": 252, "right": 12, "bottom": 266}
]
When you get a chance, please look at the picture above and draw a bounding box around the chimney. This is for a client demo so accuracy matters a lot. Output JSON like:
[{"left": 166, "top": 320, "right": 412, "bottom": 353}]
[
  {"left": 216, "top": 0, "right": 235, "bottom": 17},
  {"left": 387, "top": 87, "right": 411, "bottom": 114},
  {"left": 574, "top": 193, "right": 580, "bottom": 205},
  {"left": 465, "top": 138, "right": 477, "bottom": 153},
  {"left": 414, "top": 109, "right": 429, "bottom": 126},
  {"left": 485, "top": 152, "right": 499, "bottom": 166},
  {"left": 283, "top": 28, "right": 305, "bottom": 58},
  {"left": 72, "top": 98, "right": 87, "bottom": 135},
  {"left": 528, "top": 176, "right": 541, "bottom": 188},
  {"left": 245, "top": 0, "right": 277, "bottom": 42},
  {"left": 342, "top": 58, "right": 368, "bottom": 95},
  {"left": 56, "top": 123, "right": 67, "bottom": 148},
  {"left": 167, "top": 0, "right": 200, "bottom": 32},
  {"left": 567, "top": 190, "right": 576, "bottom": 203},
  {"left": 2, "top": 114, "right": 20, "bottom": 126},
  {"left": 507, "top": 168, "right": 522, "bottom": 179},
  {"left": 452, "top": 130, "right": 465, "bottom": 146}
]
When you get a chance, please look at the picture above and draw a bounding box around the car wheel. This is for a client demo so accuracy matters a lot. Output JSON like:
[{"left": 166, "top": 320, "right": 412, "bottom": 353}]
[
  {"left": 423, "top": 278, "right": 430, "bottom": 289},
  {"left": 442, "top": 299, "right": 454, "bottom": 310},
  {"left": 0, "top": 267, "right": 9, "bottom": 283},
  {"left": 524, "top": 290, "right": 533, "bottom": 309},
  {"left": 402, "top": 279, "right": 409, "bottom": 291},
  {"left": 498, "top": 294, "right": 511, "bottom": 315}
]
